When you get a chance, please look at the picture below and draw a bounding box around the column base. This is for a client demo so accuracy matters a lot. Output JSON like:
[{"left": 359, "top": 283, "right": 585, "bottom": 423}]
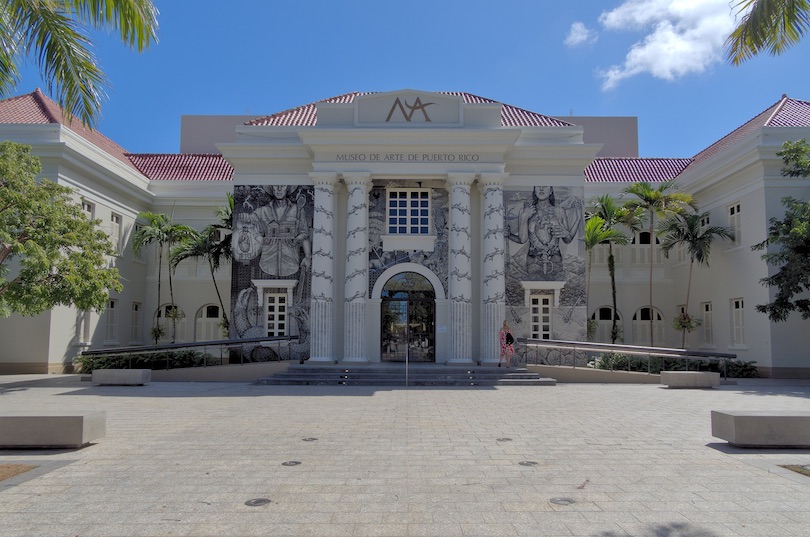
[
  {"left": 445, "top": 358, "right": 475, "bottom": 365},
  {"left": 341, "top": 357, "right": 370, "bottom": 364},
  {"left": 307, "top": 356, "right": 337, "bottom": 363}
]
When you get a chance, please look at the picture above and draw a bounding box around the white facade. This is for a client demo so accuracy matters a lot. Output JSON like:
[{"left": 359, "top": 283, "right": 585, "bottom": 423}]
[{"left": 1, "top": 89, "right": 809, "bottom": 377}]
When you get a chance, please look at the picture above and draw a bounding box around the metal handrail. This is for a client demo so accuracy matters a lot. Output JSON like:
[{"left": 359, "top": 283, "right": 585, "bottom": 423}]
[
  {"left": 78, "top": 335, "right": 300, "bottom": 370},
  {"left": 80, "top": 335, "right": 297, "bottom": 356},
  {"left": 518, "top": 338, "right": 736, "bottom": 379}
]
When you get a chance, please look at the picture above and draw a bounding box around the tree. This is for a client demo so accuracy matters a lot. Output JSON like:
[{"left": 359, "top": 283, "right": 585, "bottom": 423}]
[
  {"left": 623, "top": 181, "right": 695, "bottom": 346},
  {"left": 777, "top": 138, "right": 810, "bottom": 177},
  {"left": 726, "top": 0, "right": 810, "bottom": 65},
  {"left": 0, "top": 140, "right": 121, "bottom": 317},
  {"left": 131, "top": 212, "right": 194, "bottom": 344},
  {"left": 659, "top": 212, "right": 735, "bottom": 347},
  {"left": 170, "top": 225, "right": 230, "bottom": 336},
  {"left": 589, "top": 195, "right": 642, "bottom": 343},
  {"left": 753, "top": 139, "right": 810, "bottom": 322},
  {"left": 584, "top": 215, "right": 629, "bottom": 340},
  {"left": 0, "top": 0, "right": 159, "bottom": 127},
  {"left": 753, "top": 197, "right": 810, "bottom": 321}
]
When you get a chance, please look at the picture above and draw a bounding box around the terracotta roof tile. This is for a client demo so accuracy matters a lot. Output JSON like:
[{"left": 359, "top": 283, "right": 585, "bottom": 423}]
[
  {"left": 0, "top": 89, "right": 137, "bottom": 171},
  {"left": 247, "top": 92, "right": 573, "bottom": 128},
  {"left": 127, "top": 153, "right": 233, "bottom": 181},
  {"left": 585, "top": 158, "right": 692, "bottom": 183}
]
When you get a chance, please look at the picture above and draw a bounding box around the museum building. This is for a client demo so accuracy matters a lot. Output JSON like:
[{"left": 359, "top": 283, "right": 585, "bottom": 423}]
[{"left": 1, "top": 89, "right": 809, "bottom": 377}]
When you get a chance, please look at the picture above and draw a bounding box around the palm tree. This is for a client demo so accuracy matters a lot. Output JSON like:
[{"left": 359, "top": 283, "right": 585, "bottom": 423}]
[
  {"left": 726, "top": 0, "right": 810, "bottom": 65},
  {"left": 0, "top": 0, "right": 158, "bottom": 127},
  {"left": 589, "top": 195, "right": 642, "bottom": 343},
  {"left": 171, "top": 225, "right": 230, "bottom": 336},
  {"left": 623, "top": 181, "right": 695, "bottom": 346},
  {"left": 584, "top": 216, "right": 626, "bottom": 323},
  {"left": 132, "top": 212, "right": 194, "bottom": 344},
  {"left": 659, "top": 212, "right": 735, "bottom": 347},
  {"left": 211, "top": 192, "right": 233, "bottom": 261}
]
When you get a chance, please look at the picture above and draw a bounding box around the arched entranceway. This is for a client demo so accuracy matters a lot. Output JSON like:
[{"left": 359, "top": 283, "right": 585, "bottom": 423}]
[{"left": 380, "top": 272, "right": 436, "bottom": 362}]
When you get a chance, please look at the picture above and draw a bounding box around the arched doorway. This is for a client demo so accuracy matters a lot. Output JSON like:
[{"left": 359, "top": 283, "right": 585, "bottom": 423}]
[{"left": 380, "top": 272, "right": 435, "bottom": 362}]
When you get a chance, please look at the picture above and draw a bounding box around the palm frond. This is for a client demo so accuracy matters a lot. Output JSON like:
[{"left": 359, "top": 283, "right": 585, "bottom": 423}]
[{"left": 726, "top": 0, "right": 810, "bottom": 64}]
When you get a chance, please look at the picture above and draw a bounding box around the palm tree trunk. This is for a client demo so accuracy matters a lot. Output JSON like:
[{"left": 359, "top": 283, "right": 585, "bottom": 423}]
[
  {"left": 608, "top": 243, "right": 618, "bottom": 344},
  {"left": 208, "top": 259, "right": 229, "bottom": 335},
  {"left": 586, "top": 251, "right": 592, "bottom": 315},
  {"left": 681, "top": 259, "right": 695, "bottom": 348},
  {"left": 155, "top": 246, "right": 163, "bottom": 345},
  {"left": 168, "top": 249, "right": 176, "bottom": 344},
  {"left": 648, "top": 213, "right": 655, "bottom": 346}
]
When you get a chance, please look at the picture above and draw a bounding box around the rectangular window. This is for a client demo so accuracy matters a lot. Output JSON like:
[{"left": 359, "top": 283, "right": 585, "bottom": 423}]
[
  {"left": 700, "top": 214, "right": 710, "bottom": 228},
  {"left": 105, "top": 299, "right": 117, "bottom": 342},
  {"left": 530, "top": 292, "right": 553, "bottom": 340},
  {"left": 387, "top": 189, "right": 430, "bottom": 235},
  {"left": 131, "top": 302, "right": 142, "bottom": 343},
  {"left": 79, "top": 310, "right": 92, "bottom": 344},
  {"left": 729, "top": 203, "right": 741, "bottom": 247},
  {"left": 731, "top": 298, "right": 745, "bottom": 346},
  {"left": 701, "top": 302, "right": 713, "bottom": 346},
  {"left": 81, "top": 200, "right": 94, "bottom": 219},
  {"left": 264, "top": 290, "right": 288, "bottom": 337},
  {"left": 110, "top": 213, "right": 122, "bottom": 254},
  {"left": 675, "top": 242, "right": 686, "bottom": 264},
  {"left": 133, "top": 224, "right": 144, "bottom": 260}
]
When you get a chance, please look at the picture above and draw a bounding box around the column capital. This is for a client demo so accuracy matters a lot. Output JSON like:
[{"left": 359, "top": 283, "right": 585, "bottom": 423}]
[
  {"left": 446, "top": 173, "right": 476, "bottom": 188},
  {"left": 341, "top": 173, "right": 372, "bottom": 185},
  {"left": 479, "top": 173, "right": 508, "bottom": 186},
  {"left": 309, "top": 172, "right": 339, "bottom": 186}
]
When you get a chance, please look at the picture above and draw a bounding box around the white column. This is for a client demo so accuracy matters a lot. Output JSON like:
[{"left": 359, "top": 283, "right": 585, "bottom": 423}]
[
  {"left": 308, "top": 173, "right": 338, "bottom": 362},
  {"left": 446, "top": 173, "right": 475, "bottom": 364},
  {"left": 343, "top": 174, "right": 372, "bottom": 363},
  {"left": 480, "top": 174, "right": 507, "bottom": 364}
]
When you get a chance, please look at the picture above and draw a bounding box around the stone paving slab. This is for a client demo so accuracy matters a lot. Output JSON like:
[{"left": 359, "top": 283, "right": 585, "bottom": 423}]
[{"left": 0, "top": 375, "right": 809, "bottom": 536}]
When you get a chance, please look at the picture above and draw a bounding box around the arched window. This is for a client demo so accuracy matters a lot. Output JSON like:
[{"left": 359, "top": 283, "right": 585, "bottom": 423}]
[
  {"left": 632, "top": 307, "right": 664, "bottom": 346},
  {"left": 195, "top": 304, "right": 222, "bottom": 342},
  {"left": 590, "top": 306, "right": 623, "bottom": 343}
]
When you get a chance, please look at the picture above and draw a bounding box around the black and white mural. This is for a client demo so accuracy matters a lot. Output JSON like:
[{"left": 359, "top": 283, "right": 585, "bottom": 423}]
[
  {"left": 503, "top": 185, "right": 586, "bottom": 340},
  {"left": 230, "top": 185, "right": 314, "bottom": 361}
]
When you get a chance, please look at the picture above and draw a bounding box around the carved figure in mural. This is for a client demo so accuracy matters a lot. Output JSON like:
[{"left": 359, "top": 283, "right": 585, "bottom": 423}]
[
  {"left": 507, "top": 186, "right": 582, "bottom": 280},
  {"left": 234, "top": 185, "right": 311, "bottom": 278}
]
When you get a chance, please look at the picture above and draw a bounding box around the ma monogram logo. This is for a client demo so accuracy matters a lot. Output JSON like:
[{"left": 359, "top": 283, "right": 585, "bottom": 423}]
[{"left": 385, "top": 97, "right": 435, "bottom": 122}]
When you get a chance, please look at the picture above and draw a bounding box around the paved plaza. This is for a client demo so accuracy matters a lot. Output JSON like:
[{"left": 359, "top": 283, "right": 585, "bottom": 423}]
[{"left": 1, "top": 374, "right": 810, "bottom": 537}]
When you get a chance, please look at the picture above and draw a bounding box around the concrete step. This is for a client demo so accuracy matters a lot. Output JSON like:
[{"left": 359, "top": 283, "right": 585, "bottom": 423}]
[{"left": 257, "top": 364, "right": 557, "bottom": 387}]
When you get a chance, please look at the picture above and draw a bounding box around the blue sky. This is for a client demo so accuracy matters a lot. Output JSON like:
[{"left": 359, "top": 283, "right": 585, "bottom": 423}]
[{"left": 13, "top": 0, "right": 810, "bottom": 158}]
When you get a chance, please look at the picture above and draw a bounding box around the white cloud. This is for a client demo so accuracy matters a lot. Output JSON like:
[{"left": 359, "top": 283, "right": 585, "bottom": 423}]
[
  {"left": 593, "top": 0, "right": 739, "bottom": 90},
  {"left": 565, "top": 21, "right": 598, "bottom": 47}
]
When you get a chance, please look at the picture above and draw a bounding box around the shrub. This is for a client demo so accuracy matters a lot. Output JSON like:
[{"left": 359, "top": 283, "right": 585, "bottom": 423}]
[{"left": 75, "top": 349, "right": 217, "bottom": 373}]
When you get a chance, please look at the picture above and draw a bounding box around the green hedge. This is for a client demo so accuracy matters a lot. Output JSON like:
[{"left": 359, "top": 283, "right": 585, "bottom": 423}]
[
  {"left": 75, "top": 350, "right": 218, "bottom": 373},
  {"left": 589, "top": 353, "right": 759, "bottom": 378}
]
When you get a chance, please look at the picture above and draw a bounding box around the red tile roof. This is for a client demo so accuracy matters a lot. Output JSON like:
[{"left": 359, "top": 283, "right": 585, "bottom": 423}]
[
  {"left": 127, "top": 153, "right": 233, "bottom": 181},
  {"left": 0, "top": 89, "right": 137, "bottom": 171},
  {"left": 585, "top": 158, "right": 692, "bottom": 183},
  {"left": 247, "top": 92, "right": 574, "bottom": 128},
  {"left": 690, "top": 95, "right": 810, "bottom": 166}
]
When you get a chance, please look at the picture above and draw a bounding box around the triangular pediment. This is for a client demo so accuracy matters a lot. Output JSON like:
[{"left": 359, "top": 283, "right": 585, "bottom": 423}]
[
  {"left": 355, "top": 90, "right": 464, "bottom": 126},
  {"left": 314, "top": 89, "right": 503, "bottom": 128}
]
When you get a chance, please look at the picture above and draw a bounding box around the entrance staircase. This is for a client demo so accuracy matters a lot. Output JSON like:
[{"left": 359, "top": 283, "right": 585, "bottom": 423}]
[{"left": 257, "top": 363, "right": 556, "bottom": 386}]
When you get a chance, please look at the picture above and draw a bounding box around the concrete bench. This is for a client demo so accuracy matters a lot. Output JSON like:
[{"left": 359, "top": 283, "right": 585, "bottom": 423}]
[
  {"left": 711, "top": 410, "right": 810, "bottom": 448},
  {"left": 0, "top": 411, "right": 106, "bottom": 449},
  {"left": 661, "top": 371, "right": 720, "bottom": 388},
  {"left": 92, "top": 368, "right": 151, "bottom": 386}
]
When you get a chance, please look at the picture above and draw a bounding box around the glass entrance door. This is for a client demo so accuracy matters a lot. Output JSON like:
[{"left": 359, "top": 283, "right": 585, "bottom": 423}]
[{"left": 380, "top": 272, "right": 435, "bottom": 363}]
